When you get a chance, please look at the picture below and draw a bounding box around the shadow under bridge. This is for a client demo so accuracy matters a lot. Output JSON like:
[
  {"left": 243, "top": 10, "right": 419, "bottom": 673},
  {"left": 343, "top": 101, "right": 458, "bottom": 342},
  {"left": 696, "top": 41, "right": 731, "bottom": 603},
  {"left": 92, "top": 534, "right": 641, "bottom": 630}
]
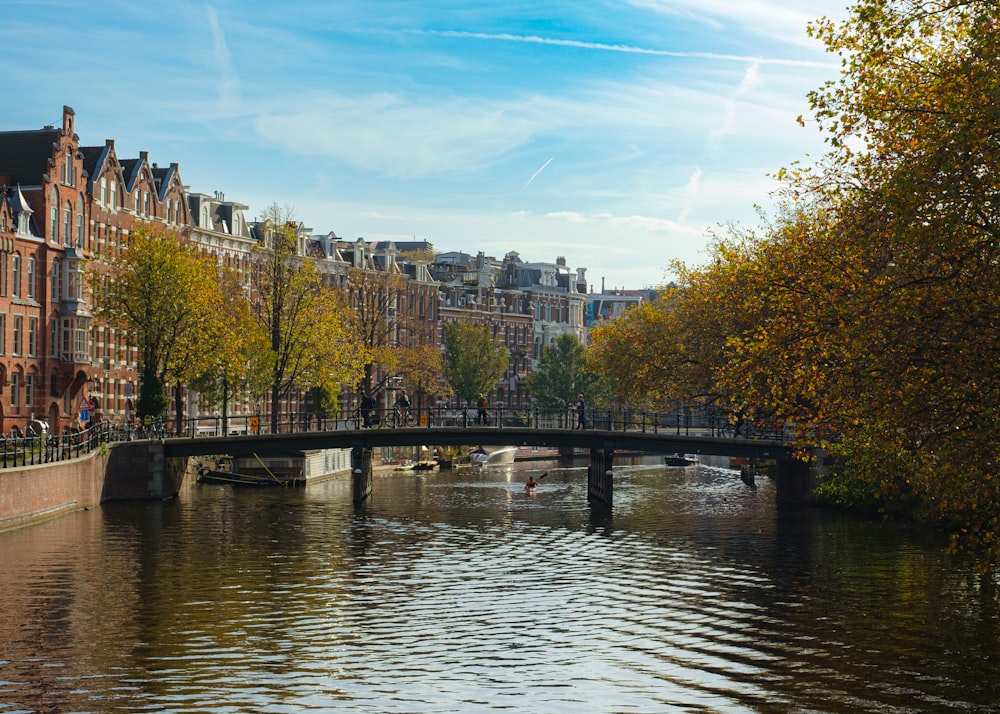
[{"left": 162, "top": 427, "right": 799, "bottom": 506}]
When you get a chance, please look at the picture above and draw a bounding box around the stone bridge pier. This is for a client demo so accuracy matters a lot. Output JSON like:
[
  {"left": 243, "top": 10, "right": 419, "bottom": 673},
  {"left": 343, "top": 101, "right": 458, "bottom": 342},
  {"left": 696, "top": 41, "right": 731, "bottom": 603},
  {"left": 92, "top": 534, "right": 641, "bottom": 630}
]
[
  {"left": 587, "top": 444, "right": 615, "bottom": 505},
  {"left": 352, "top": 446, "right": 374, "bottom": 505},
  {"left": 585, "top": 445, "right": 827, "bottom": 506}
]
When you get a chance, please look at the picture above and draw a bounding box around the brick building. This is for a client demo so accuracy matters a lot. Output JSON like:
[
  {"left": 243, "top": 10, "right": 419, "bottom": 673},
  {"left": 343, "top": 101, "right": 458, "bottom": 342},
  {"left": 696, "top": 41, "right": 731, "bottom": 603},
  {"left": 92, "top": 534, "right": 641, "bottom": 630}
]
[{"left": 0, "top": 106, "right": 593, "bottom": 433}]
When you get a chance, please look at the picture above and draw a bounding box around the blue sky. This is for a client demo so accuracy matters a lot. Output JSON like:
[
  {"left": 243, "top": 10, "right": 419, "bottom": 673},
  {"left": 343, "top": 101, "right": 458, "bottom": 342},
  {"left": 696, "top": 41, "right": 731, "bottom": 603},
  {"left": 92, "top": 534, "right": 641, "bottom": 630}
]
[{"left": 2, "top": 0, "right": 848, "bottom": 290}]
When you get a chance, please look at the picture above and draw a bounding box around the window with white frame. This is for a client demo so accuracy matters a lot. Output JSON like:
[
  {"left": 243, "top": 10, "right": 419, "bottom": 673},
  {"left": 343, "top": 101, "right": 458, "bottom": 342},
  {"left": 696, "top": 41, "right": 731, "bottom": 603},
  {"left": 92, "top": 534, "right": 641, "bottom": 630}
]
[
  {"left": 51, "top": 260, "right": 60, "bottom": 302},
  {"left": 25, "top": 373, "right": 33, "bottom": 411},
  {"left": 61, "top": 317, "right": 88, "bottom": 362},
  {"left": 10, "top": 372, "right": 19, "bottom": 408},
  {"left": 73, "top": 320, "right": 87, "bottom": 358},
  {"left": 63, "top": 205, "right": 72, "bottom": 247},
  {"left": 50, "top": 320, "right": 57, "bottom": 358},
  {"left": 28, "top": 317, "right": 37, "bottom": 357},
  {"left": 12, "top": 315, "right": 21, "bottom": 356},
  {"left": 11, "top": 254, "right": 20, "bottom": 298},
  {"left": 100, "top": 177, "right": 108, "bottom": 205},
  {"left": 76, "top": 195, "right": 85, "bottom": 246},
  {"left": 26, "top": 258, "right": 35, "bottom": 300},
  {"left": 67, "top": 262, "right": 81, "bottom": 300}
]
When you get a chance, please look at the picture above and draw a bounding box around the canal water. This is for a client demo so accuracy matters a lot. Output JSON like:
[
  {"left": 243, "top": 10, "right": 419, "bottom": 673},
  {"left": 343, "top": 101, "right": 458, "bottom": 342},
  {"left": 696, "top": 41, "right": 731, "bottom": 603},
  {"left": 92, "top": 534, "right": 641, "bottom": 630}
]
[{"left": 1, "top": 457, "right": 998, "bottom": 713}]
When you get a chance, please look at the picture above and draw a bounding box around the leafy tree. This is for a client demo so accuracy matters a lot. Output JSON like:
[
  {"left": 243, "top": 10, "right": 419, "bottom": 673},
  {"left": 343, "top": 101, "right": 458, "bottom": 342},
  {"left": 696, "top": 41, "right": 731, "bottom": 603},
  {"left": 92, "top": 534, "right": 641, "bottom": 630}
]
[
  {"left": 652, "top": 1, "right": 1000, "bottom": 563},
  {"left": 523, "top": 333, "right": 593, "bottom": 408},
  {"left": 345, "top": 266, "right": 412, "bottom": 393},
  {"left": 187, "top": 264, "right": 272, "bottom": 433},
  {"left": 391, "top": 344, "right": 446, "bottom": 414},
  {"left": 250, "top": 205, "right": 368, "bottom": 431},
  {"left": 441, "top": 322, "right": 508, "bottom": 405},
  {"left": 89, "top": 226, "right": 221, "bottom": 427}
]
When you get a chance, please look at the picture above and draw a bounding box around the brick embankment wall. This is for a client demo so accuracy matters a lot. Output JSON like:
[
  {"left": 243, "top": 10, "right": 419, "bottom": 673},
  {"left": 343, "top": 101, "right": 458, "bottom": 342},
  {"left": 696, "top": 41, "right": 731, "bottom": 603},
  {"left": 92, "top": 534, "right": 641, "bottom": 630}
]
[
  {"left": 0, "top": 442, "right": 195, "bottom": 533},
  {"left": 0, "top": 451, "right": 109, "bottom": 531}
]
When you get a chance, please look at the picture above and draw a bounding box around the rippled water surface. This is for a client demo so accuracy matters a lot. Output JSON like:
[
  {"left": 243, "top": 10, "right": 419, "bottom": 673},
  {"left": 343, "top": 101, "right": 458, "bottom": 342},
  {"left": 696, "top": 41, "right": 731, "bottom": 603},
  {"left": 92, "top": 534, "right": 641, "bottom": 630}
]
[{"left": 1, "top": 458, "right": 999, "bottom": 712}]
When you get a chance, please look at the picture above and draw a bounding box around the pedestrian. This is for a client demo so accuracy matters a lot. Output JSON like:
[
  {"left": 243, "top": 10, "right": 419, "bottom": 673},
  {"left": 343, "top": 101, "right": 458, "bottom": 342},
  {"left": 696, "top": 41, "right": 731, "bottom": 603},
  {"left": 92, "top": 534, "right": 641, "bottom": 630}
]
[
  {"left": 476, "top": 393, "right": 490, "bottom": 425},
  {"left": 359, "top": 391, "right": 377, "bottom": 428},
  {"left": 575, "top": 393, "right": 587, "bottom": 430}
]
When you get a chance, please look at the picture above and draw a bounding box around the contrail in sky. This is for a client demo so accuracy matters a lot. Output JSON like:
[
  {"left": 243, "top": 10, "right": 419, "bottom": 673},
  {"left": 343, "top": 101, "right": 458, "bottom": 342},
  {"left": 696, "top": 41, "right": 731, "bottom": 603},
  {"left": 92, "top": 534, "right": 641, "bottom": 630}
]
[
  {"left": 419, "top": 30, "right": 835, "bottom": 68},
  {"left": 524, "top": 157, "right": 554, "bottom": 189}
]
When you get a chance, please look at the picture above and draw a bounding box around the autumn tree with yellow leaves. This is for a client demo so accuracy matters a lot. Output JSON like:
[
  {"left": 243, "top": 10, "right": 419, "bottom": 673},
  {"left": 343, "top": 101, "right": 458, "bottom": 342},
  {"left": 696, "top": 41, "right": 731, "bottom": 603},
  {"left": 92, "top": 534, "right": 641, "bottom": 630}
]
[
  {"left": 590, "top": 1, "right": 1000, "bottom": 562},
  {"left": 250, "top": 205, "right": 368, "bottom": 432},
  {"left": 90, "top": 226, "right": 223, "bottom": 431}
]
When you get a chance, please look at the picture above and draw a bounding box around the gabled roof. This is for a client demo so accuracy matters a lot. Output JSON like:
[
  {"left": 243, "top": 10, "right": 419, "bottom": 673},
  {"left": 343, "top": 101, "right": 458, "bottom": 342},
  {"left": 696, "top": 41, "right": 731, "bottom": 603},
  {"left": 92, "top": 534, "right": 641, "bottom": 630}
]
[
  {"left": 151, "top": 164, "right": 174, "bottom": 201},
  {"left": 118, "top": 151, "right": 152, "bottom": 193},
  {"left": 79, "top": 142, "right": 112, "bottom": 190},
  {"left": 0, "top": 126, "right": 60, "bottom": 187}
]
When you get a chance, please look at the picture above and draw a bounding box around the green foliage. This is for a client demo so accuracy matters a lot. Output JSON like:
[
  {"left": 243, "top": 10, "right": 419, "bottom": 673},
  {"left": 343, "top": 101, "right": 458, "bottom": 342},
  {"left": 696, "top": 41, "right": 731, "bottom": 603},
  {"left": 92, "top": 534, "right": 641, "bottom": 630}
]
[
  {"left": 522, "top": 333, "right": 593, "bottom": 408},
  {"left": 251, "top": 205, "right": 369, "bottom": 431},
  {"left": 441, "top": 322, "right": 508, "bottom": 404},
  {"left": 89, "top": 226, "right": 221, "bottom": 422},
  {"left": 587, "top": 2, "right": 1000, "bottom": 565}
]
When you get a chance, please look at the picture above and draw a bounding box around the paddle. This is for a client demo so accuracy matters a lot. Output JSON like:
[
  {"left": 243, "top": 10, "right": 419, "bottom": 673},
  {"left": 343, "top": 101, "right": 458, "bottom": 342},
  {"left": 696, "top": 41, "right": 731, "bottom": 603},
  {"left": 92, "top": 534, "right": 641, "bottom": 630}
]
[{"left": 525, "top": 472, "right": 548, "bottom": 490}]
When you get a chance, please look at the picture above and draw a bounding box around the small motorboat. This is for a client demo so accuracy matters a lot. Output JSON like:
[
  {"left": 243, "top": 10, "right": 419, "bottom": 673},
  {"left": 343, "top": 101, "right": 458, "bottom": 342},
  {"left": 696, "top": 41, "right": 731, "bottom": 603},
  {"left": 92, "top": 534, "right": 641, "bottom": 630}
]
[
  {"left": 664, "top": 454, "right": 699, "bottom": 467},
  {"left": 470, "top": 445, "right": 517, "bottom": 466}
]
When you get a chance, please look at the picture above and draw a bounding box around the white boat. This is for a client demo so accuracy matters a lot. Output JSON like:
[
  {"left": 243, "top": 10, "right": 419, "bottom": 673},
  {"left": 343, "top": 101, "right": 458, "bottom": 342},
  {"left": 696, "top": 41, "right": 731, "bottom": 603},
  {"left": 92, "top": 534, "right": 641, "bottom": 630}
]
[
  {"left": 664, "top": 453, "right": 699, "bottom": 467},
  {"left": 470, "top": 445, "right": 518, "bottom": 466}
]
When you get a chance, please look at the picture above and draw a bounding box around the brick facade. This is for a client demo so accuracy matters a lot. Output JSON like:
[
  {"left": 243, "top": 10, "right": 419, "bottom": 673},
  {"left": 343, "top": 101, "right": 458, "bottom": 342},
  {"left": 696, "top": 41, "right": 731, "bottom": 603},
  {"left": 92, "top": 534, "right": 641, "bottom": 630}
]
[{"left": 0, "top": 106, "right": 595, "bottom": 434}]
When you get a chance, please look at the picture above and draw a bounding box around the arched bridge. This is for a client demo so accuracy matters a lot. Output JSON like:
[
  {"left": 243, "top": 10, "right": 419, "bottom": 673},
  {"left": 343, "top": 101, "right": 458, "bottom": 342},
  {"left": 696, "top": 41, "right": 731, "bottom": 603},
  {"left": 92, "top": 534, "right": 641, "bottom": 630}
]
[{"left": 161, "top": 425, "right": 806, "bottom": 506}]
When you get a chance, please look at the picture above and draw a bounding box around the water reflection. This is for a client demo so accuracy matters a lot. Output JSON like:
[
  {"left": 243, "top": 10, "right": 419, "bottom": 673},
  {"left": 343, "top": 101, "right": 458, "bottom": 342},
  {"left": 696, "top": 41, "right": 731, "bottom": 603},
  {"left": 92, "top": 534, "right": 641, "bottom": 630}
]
[{"left": 0, "top": 458, "right": 998, "bottom": 712}]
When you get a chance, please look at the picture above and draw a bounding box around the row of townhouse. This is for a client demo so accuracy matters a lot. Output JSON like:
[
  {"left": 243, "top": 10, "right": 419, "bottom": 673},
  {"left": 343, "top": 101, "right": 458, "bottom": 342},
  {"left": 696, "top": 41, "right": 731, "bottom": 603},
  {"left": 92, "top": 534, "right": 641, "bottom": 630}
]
[{"left": 0, "top": 106, "right": 599, "bottom": 435}]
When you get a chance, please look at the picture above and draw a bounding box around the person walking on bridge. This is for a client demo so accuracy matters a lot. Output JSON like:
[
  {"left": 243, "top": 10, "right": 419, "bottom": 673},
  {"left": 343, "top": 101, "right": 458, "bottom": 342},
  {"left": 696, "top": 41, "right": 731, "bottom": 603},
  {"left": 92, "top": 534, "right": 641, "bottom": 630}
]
[
  {"left": 476, "top": 393, "right": 490, "bottom": 426},
  {"left": 575, "top": 393, "right": 587, "bottom": 430}
]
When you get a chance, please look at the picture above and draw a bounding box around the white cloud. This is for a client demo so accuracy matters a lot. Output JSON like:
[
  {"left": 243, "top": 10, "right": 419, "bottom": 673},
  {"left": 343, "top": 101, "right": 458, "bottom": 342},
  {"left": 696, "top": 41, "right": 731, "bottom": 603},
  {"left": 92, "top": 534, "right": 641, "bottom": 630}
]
[
  {"left": 626, "top": 0, "right": 848, "bottom": 48},
  {"left": 205, "top": 5, "right": 241, "bottom": 108},
  {"left": 253, "top": 92, "right": 542, "bottom": 178},
  {"left": 679, "top": 167, "right": 703, "bottom": 222},
  {"left": 708, "top": 61, "right": 762, "bottom": 152}
]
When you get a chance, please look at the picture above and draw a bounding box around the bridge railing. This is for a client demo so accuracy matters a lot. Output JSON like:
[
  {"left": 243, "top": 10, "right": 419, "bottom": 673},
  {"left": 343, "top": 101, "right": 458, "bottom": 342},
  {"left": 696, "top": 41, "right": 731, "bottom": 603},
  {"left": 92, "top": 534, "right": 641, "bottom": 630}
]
[
  {"left": 0, "top": 408, "right": 793, "bottom": 471},
  {"left": 161, "top": 406, "right": 793, "bottom": 442}
]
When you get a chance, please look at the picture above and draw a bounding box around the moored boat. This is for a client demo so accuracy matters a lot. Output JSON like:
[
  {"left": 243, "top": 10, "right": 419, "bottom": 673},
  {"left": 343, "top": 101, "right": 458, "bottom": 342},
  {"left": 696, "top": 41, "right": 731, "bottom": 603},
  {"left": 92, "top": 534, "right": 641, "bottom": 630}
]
[{"left": 197, "top": 457, "right": 304, "bottom": 486}]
